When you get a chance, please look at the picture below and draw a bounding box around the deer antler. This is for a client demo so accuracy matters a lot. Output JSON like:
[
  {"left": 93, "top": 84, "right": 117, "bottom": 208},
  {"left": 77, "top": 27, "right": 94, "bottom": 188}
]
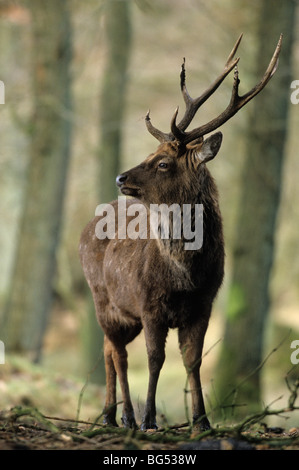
[
  {"left": 146, "top": 34, "right": 282, "bottom": 145},
  {"left": 176, "top": 33, "right": 242, "bottom": 133}
]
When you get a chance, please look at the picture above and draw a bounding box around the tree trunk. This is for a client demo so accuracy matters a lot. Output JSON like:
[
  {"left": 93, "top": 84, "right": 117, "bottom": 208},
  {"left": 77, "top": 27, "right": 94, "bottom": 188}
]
[
  {"left": 214, "top": 0, "right": 296, "bottom": 417},
  {"left": 98, "top": 0, "right": 132, "bottom": 203},
  {"left": 83, "top": 0, "right": 133, "bottom": 384},
  {"left": 0, "top": 8, "right": 30, "bottom": 310},
  {"left": 1, "top": 0, "right": 73, "bottom": 362}
]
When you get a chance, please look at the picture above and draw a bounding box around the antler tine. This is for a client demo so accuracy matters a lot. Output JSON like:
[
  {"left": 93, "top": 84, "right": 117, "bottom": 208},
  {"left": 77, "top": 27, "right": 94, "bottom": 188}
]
[
  {"left": 180, "top": 33, "right": 283, "bottom": 145},
  {"left": 145, "top": 110, "right": 173, "bottom": 143},
  {"left": 176, "top": 34, "right": 243, "bottom": 133},
  {"left": 225, "top": 32, "right": 243, "bottom": 67},
  {"left": 240, "top": 33, "right": 282, "bottom": 103}
]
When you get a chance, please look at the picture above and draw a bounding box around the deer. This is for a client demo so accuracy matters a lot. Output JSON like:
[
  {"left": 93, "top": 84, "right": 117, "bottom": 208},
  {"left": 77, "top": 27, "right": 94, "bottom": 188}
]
[{"left": 79, "top": 34, "right": 282, "bottom": 431}]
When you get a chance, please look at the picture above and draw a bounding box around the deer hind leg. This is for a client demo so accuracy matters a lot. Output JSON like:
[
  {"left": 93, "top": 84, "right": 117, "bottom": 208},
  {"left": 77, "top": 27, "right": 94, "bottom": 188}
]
[
  {"left": 104, "top": 324, "right": 142, "bottom": 429},
  {"left": 141, "top": 322, "right": 168, "bottom": 431},
  {"left": 178, "top": 314, "right": 211, "bottom": 431},
  {"left": 103, "top": 336, "right": 118, "bottom": 426}
]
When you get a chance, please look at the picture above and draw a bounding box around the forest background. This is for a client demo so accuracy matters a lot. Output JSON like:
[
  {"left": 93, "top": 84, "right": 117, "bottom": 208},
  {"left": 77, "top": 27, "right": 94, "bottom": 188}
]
[{"left": 0, "top": 0, "right": 298, "bottom": 430}]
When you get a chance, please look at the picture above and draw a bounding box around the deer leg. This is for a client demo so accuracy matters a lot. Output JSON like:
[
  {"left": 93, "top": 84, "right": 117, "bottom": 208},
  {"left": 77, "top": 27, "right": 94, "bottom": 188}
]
[
  {"left": 141, "top": 322, "right": 168, "bottom": 431},
  {"left": 111, "top": 341, "right": 137, "bottom": 429},
  {"left": 178, "top": 315, "right": 211, "bottom": 431},
  {"left": 103, "top": 335, "right": 118, "bottom": 426}
]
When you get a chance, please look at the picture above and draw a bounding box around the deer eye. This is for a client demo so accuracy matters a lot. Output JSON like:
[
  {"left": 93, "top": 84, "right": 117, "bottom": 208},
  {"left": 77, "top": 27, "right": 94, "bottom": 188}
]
[{"left": 158, "top": 162, "right": 168, "bottom": 169}]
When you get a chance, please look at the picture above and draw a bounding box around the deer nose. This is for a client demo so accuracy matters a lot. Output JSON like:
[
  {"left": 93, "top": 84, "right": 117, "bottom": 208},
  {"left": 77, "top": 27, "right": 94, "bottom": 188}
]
[{"left": 116, "top": 173, "right": 127, "bottom": 187}]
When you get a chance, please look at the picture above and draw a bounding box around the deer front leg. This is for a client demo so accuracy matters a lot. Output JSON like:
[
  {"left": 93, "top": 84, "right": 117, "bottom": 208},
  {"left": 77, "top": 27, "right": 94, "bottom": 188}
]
[
  {"left": 141, "top": 322, "right": 168, "bottom": 431},
  {"left": 178, "top": 315, "right": 211, "bottom": 431}
]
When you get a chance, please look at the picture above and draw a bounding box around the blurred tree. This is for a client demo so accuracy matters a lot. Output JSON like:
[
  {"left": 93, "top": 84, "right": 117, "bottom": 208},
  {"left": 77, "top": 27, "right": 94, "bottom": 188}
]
[
  {"left": 0, "top": 5, "right": 30, "bottom": 309},
  {"left": 214, "top": 0, "right": 296, "bottom": 417},
  {"left": 1, "top": 0, "right": 73, "bottom": 362},
  {"left": 98, "top": 0, "right": 132, "bottom": 203},
  {"left": 83, "top": 0, "right": 133, "bottom": 384}
]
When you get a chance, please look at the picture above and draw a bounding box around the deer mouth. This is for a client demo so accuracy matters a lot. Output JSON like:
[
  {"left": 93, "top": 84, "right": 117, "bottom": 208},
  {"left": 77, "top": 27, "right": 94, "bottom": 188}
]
[{"left": 119, "top": 185, "right": 141, "bottom": 197}]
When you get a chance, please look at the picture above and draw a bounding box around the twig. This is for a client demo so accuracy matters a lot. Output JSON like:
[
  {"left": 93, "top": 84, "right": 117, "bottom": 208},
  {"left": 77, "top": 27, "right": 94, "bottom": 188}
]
[
  {"left": 43, "top": 415, "right": 95, "bottom": 427},
  {"left": 194, "top": 378, "right": 299, "bottom": 442},
  {"left": 76, "top": 352, "right": 104, "bottom": 425},
  {"left": 285, "top": 367, "right": 299, "bottom": 409},
  {"left": 86, "top": 401, "right": 123, "bottom": 432},
  {"left": 210, "top": 330, "right": 293, "bottom": 419}
]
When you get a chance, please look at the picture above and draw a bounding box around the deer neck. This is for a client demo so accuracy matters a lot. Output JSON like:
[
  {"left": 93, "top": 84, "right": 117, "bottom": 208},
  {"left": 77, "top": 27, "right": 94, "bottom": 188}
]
[
  {"left": 153, "top": 171, "right": 221, "bottom": 268},
  {"left": 152, "top": 199, "right": 201, "bottom": 266}
]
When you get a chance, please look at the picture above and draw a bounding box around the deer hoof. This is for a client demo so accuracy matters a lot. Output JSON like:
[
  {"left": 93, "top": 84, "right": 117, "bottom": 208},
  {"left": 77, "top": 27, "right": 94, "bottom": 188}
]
[
  {"left": 140, "top": 421, "right": 158, "bottom": 431},
  {"left": 192, "top": 415, "right": 211, "bottom": 431},
  {"left": 121, "top": 413, "right": 137, "bottom": 429},
  {"left": 103, "top": 415, "right": 118, "bottom": 427}
]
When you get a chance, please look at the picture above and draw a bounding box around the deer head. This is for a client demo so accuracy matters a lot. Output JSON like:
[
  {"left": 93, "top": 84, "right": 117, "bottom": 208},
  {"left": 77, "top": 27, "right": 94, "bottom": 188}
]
[{"left": 116, "top": 34, "right": 282, "bottom": 206}]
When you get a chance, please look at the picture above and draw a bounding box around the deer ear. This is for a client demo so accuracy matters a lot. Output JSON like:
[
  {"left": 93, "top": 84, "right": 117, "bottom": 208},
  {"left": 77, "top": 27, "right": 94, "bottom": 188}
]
[{"left": 193, "top": 132, "right": 223, "bottom": 164}]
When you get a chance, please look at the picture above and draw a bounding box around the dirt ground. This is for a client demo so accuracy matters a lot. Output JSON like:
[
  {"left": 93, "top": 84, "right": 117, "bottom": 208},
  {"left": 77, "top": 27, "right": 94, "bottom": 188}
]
[{"left": 0, "top": 409, "right": 298, "bottom": 451}]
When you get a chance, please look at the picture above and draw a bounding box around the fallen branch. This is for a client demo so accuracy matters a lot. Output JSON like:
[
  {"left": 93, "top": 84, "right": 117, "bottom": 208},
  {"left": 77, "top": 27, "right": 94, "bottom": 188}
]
[{"left": 1, "top": 406, "right": 60, "bottom": 433}]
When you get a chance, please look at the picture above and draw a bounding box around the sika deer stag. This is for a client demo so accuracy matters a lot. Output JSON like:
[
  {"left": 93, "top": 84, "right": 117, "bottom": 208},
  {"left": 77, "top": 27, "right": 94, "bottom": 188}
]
[{"left": 79, "top": 34, "right": 282, "bottom": 431}]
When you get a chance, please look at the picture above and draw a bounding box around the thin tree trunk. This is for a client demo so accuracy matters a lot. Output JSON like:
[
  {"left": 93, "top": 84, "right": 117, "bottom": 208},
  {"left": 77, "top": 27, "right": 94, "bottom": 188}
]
[
  {"left": 83, "top": 0, "right": 132, "bottom": 384},
  {"left": 1, "top": 0, "right": 73, "bottom": 362},
  {"left": 214, "top": 0, "right": 296, "bottom": 417},
  {"left": 98, "top": 0, "right": 132, "bottom": 203}
]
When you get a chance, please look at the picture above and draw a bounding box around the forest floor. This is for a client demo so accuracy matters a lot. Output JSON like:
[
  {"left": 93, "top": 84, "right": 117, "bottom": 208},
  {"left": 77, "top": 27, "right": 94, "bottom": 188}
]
[
  {"left": 1, "top": 308, "right": 298, "bottom": 452},
  {"left": 0, "top": 406, "right": 298, "bottom": 451}
]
